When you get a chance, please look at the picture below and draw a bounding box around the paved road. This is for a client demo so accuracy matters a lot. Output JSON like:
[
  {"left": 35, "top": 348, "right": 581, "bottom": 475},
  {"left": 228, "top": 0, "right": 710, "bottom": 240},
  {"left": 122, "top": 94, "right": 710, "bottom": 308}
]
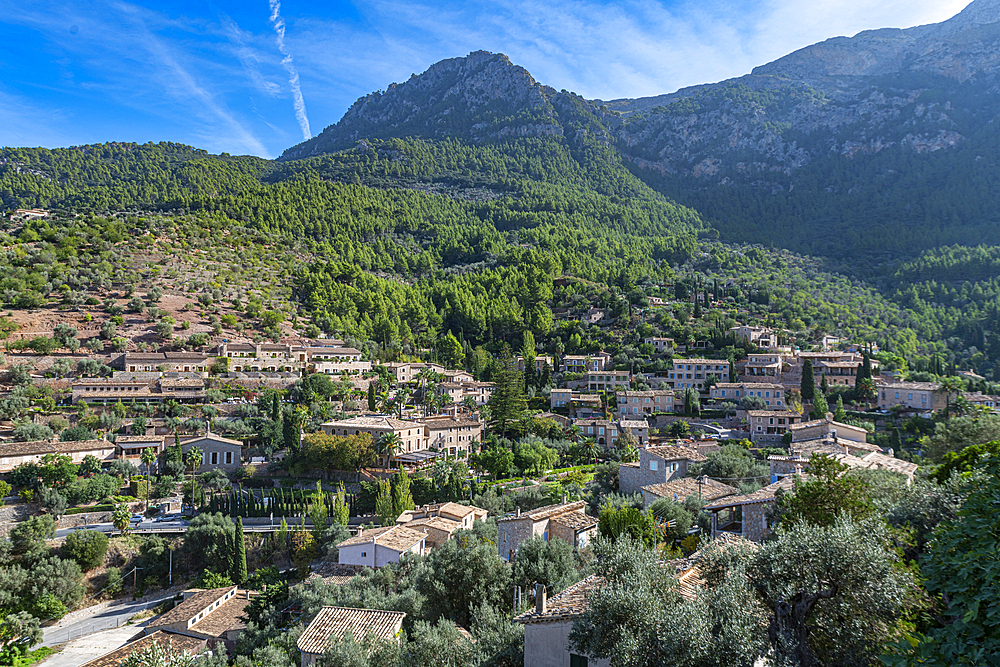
[
  {"left": 39, "top": 626, "right": 144, "bottom": 667},
  {"left": 55, "top": 520, "right": 298, "bottom": 538},
  {"left": 41, "top": 592, "right": 177, "bottom": 647}
]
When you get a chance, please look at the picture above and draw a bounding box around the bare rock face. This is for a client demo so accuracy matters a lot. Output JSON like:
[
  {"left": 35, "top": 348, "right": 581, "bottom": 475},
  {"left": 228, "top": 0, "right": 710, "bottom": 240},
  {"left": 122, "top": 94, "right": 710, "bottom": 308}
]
[
  {"left": 281, "top": 51, "right": 561, "bottom": 160},
  {"left": 282, "top": 0, "right": 1000, "bottom": 194}
]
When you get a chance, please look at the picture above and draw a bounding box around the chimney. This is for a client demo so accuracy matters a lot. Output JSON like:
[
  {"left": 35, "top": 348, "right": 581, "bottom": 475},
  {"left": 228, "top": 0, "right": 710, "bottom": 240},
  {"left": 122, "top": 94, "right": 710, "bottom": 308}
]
[{"left": 535, "top": 584, "right": 547, "bottom": 614}]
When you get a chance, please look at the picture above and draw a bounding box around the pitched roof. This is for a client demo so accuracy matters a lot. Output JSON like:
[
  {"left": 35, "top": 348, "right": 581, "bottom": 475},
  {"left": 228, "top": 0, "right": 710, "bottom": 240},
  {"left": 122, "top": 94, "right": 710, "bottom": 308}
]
[
  {"left": 188, "top": 591, "right": 253, "bottom": 636},
  {"left": 336, "top": 525, "right": 426, "bottom": 552},
  {"left": 550, "top": 511, "right": 599, "bottom": 531},
  {"left": 702, "top": 475, "right": 801, "bottom": 510},
  {"left": 405, "top": 516, "right": 462, "bottom": 533},
  {"left": 497, "top": 500, "right": 588, "bottom": 523},
  {"left": 149, "top": 586, "right": 236, "bottom": 628},
  {"left": 78, "top": 631, "right": 206, "bottom": 667},
  {"left": 642, "top": 477, "right": 738, "bottom": 503},
  {"left": 645, "top": 445, "right": 708, "bottom": 462},
  {"left": 180, "top": 433, "right": 243, "bottom": 448},
  {"left": 297, "top": 607, "right": 406, "bottom": 654},
  {"left": 322, "top": 415, "right": 421, "bottom": 430},
  {"left": 514, "top": 575, "right": 606, "bottom": 624},
  {"left": 0, "top": 438, "right": 112, "bottom": 457}
]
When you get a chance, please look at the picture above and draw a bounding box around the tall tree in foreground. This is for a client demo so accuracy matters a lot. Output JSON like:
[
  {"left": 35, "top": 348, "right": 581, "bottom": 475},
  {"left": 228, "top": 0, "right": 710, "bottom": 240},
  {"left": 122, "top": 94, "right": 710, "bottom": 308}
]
[
  {"left": 801, "top": 358, "right": 815, "bottom": 402},
  {"left": 486, "top": 351, "right": 527, "bottom": 439}
]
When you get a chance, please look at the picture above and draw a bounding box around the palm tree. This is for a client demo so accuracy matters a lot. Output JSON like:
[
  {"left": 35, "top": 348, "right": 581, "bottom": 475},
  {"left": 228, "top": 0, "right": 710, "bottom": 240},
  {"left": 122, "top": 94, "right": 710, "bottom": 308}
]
[
  {"left": 582, "top": 438, "right": 601, "bottom": 464},
  {"left": 112, "top": 503, "right": 132, "bottom": 536},
  {"left": 379, "top": 432, "right": 403, "bottom": 468},
  {"left": 938, "top": 376, "right": 964, "bottom": 418},
  {"left": 140, "top": 447, "right": 156, "bottom": 512},
  {"left": 183, "top": 447, "right": 203, "bottom": 510}
]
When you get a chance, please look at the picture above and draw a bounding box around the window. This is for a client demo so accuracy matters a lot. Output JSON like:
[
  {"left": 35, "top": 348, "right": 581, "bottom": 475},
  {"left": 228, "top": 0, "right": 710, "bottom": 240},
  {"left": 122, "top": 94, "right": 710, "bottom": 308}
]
[
  {"left": 225, "top": 452, "right": 233, "bottom": 465},
  {"left": 570, "top": 655, "right": 589, "bottom": 667},
  {"left": 361, "top": 552, "right": 366, "bottom": 557},
  {"left": 211, "top": 452, "right": 218, "bottom": 465},
  {"left": 649, "top": 460, "right": 658, "bottom": 471}
]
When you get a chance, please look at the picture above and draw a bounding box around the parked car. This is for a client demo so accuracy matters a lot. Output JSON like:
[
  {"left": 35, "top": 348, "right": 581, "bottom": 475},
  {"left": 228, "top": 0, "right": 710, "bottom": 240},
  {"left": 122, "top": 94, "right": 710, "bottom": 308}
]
[{"left": 130, "top": 514, "right": 145, "bottom": 523}]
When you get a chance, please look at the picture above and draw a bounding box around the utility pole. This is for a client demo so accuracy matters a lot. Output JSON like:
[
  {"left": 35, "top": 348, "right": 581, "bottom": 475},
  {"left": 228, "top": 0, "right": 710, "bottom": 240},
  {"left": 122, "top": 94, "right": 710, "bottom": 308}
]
[{"left": 133, "top": 567, "right": 140, "bottom": 598}]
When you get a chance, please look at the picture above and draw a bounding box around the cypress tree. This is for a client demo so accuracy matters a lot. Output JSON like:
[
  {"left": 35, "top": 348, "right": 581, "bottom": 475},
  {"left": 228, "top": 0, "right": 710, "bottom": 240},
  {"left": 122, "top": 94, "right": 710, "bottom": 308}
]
[
  {"left": 368, "top": 383, "right": 376, "bottom": 412},
  {"left": 233, "top": 517, "right": 248, "bottom": 584},
  {"left": 820, "top": 374, "right": 829, "bottom": 395},
  {"left": 801, "top": 358, "right": 815, "bottom": 401}
]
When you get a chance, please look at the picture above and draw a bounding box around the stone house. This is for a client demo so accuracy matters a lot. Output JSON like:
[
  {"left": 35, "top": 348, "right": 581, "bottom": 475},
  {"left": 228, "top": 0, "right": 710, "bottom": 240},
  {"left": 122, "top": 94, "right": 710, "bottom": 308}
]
[
  {"left": 745, "top": 410, "right": 802, "bottom": 444},
  {"left": 122, "top": 351, "right": 210, "bottom": 375},
  {"left": 396, "top": 501, "right": 487, "bottom": 530},
  {"left": 298, "top": 607, "right": 406, "bottom": 667},
  {"left": 308, "top": 345, "right": 372, "bottom": 375},
  {"left": 322, "top": 416, "right": 428, "bottom": 467},
  {"left": 435, "top": 380, "right": 495, "bottom": 406},
  {"left": 730, "top": 325, "right": 779, "bottom": 349},
  {"left": 399, "top": 516, "right": 461, "bottom": 549},
  {"left": 877, "top": 381, "right": 954, "bottom": 412},
  {"left": 335, "top": 525, "right": 426, "bottom": 568},
  {"left": 181, "top": 433, "right": 243, "bottom": 473},
  {"left": 788, "top": 413, "right": 867, "bottom": 443},
  {"left": 572, "top": 419, "right": 617, "bottom": 446},
  {"left": 641, "top": 477, "right": 737, "bottom": 509},
  {"left": 703, "top": 475, "right": 800, "bottom": 542},
  {"left": 615, "top": 389, "right": 674, "bottom": 418},
  {"left": 618, "top": 446, "right": 708, "bottom": 495},
  {"left": 383, "top": 362, "right": 446, "bottom": 384},
  {"left": 215, "top": 342, "right": 309, "bottom": 373},
  {"left": 0, "top": 438, "right": 116, "bottom": 473},
  {"left": 496, "top": 501, "right": 598, "bottom": 562},
  {"left": 515, "top": 575, "right": 610, "bottom": 667},
  {"left": 618, "top": 419, "right": 650, "bottom": 445},
  {"left": 422, "top": 416, "right": 481, "bottom": 458},
  {"left": 116, "top": 435, "right": 166, "bottom": 463},
  {"left": 515, "top": 355, "right": 555, "bottom": 373},
  {"left": 585, "top": 370, "right": 631, "bottom": 392},
  {"left": 742, "top": 353, "right": 784, "bottom": 380},
  {"left": 144, "top": 586, "right": 253, "bottom": 653},
  {"left": 549, "top": 390, "right": 601, "bottom": 417},
  {"left": 71, "top": 376, "right": 205, "bottom": 404},
  {"left": 710, "top": 382, "right": 784, "bottom": 408},
  {"left": 643, "top": 336, "right": 674, "bottom": 352},
  {"left": 560, "top": 352, "right": 612, "bottom": 373},
  {"left": 666, "top": 358, "right": 730, "bottom": 391}
]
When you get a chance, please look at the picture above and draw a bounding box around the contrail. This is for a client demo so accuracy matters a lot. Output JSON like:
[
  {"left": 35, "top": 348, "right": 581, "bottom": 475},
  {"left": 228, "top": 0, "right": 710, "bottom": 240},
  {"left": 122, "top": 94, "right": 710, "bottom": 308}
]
[{"left": 268, "top": 0, "right": 311, "bottom": 140}]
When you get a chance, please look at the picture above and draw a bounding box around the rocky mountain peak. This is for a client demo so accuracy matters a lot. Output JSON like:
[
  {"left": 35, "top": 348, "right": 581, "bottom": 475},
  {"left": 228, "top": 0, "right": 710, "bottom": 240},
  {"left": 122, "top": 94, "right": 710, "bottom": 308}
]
[{"left": 280, "top": 51, "right": 558, "bottom": 160}]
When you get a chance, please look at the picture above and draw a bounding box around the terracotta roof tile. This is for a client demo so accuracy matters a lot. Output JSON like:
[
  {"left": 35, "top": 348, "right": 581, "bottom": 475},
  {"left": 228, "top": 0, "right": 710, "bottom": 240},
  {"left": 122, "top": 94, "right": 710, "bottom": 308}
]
[
  {"left": 188, "top": 591, "right": 253, "bottom": 636},
  {"left": 297, "top": 607, "right": 406, "bottom": 654},
  {"left": 514, "top": 575, "right": 606, "bottom": 624},
  {"left": 703, "top": 476, "right": 801, "bottom": 510},
  {"left": 498, "top": 500, "right": 588, "bottom": 523},
  {"left": 645, "top": 445, "right": 708, "bottom": 462},
  {"left": 336, "top": 525, "right": 426, "bottom": 552},
  {"left": 149, "top": 586, "right": 236, "bottom": 628},
  {"left": 78, "top": 631, "right": 206, "bottom": 667},
  {"left": 549, "top": 511, "right": 599, "bottom": 531},
  {"left": 642, "top": 477, "right": 738, "bottom": 503}
]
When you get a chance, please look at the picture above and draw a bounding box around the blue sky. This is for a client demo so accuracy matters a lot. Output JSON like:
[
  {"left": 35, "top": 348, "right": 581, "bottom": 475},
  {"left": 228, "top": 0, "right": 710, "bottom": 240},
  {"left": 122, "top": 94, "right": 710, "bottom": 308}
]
[{"left": 0, "top": 0, "right": 972, "bottom": 158}]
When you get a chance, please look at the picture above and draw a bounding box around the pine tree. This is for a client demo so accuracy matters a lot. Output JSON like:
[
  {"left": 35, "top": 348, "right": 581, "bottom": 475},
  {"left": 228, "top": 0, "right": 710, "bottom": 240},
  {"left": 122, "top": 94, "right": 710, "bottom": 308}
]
[
  {"left": 486, "top": 351, "right": 527, "bottom": 438},
  {"left": 801, "top": 358, "right": 815, "bottom": 401},
  {"left": 233, "top": 517, "right": 248, "bottom": 584}
]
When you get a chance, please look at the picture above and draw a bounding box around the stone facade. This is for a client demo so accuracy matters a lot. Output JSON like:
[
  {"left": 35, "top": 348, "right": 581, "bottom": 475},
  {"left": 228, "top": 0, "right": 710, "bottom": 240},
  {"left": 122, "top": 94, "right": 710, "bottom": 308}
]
[
  {"left": 496, "top": 501, "right": 597, "bottom": 562},
  {"left": 618, "top": 446, "right": 707, "bottom": 496}
]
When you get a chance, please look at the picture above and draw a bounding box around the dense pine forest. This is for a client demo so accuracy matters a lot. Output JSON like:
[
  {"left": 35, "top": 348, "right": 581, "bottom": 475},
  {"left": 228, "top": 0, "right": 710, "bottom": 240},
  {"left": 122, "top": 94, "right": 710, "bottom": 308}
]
[{"left": 1, "top": 131, "right": 1000, "bottom": 379}]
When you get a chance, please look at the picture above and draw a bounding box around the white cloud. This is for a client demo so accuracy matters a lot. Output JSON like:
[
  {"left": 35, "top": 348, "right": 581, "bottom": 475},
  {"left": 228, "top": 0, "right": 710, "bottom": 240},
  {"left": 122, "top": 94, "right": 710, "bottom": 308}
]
[{"left": 268, "top": 0, "right": 312, "bottom": 141}]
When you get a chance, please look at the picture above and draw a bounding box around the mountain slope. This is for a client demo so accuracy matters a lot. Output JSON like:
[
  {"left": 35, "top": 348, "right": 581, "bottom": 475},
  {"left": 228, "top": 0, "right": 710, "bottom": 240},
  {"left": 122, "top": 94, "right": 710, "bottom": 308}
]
[{"left": 283, "top": 0, "right": 1000, "bottom": 263}]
